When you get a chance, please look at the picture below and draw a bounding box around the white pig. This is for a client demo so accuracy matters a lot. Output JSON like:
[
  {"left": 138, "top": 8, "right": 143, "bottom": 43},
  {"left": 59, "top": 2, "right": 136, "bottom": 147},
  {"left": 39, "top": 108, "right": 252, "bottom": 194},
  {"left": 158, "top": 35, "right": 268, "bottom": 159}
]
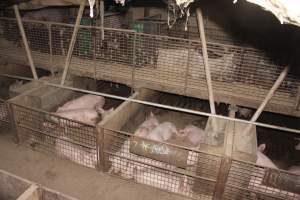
[
  {"left": 256, "top": 144, "right": 278, "bottom": 169},
  {"left": 97, "top": 107, "right": 115, "bottom": 120},
  {"left": 57, "top": 94, "right": 105, "bottom": 112},
  {"left": 134, "top": 112, "right": 159, "bottom": 138},
  {"left": 147, "top": 122, "right": 178, "bottom": 142},
  {"left": 55, "top": 136, "right": 97, "bottom": 169},
  {"left": 109, "top": 113, "right": 159, "bottom": 178},
  {"left": 52, "top": 108, "right": 100, "bottom": 127},
  {"left": 179, "top": 125, "right": 206, "bottom": 147}
]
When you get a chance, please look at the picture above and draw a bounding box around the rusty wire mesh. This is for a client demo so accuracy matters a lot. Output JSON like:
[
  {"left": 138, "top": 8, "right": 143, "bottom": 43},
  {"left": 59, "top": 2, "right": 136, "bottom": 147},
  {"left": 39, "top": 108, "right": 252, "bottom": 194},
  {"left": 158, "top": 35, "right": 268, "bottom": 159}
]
[
  {"left": 0, "top": 17, "right": 298, "bottom": 116},
  {"left": 11, "top": 96, "right": 98, "bottom": 169},
  {"left": 223, "top": 160, "right": 300, "bottom": 200},
  {"left": 103, "top": 129, "right": 221, "bottom": 199},
  {"left": 0, "top": 99, "right": 9, "bottom": 125}
]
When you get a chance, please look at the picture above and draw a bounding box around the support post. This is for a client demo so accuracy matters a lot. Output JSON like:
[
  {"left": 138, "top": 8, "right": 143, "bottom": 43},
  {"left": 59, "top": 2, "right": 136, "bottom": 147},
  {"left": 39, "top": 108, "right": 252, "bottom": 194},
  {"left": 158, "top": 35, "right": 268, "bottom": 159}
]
[
  {"left": 13, "top": 5, "right": 38, "bottom": 80},
  {"left": 196, "top": 8, "right": 217, "bottom": 131},
  {"left": 131, "top": 31, "right": 137, "bottom": 95},
  {"left": 61, "top": 0, "right": 85, "bottom": 85},
  {"left": 48, "top": 24, "right": 54, "bottom": 76},
  {"left": 245, "top": 65, "right": 290, "bottom": 135},
  {"left": 100, "top": 0, "right": 104, "bottom": 40}
]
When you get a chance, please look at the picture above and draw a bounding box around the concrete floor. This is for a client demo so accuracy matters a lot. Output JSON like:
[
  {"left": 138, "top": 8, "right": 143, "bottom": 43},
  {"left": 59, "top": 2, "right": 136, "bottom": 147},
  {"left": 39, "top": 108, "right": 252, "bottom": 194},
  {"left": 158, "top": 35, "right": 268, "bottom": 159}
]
[{"left": 0, "top": 126, "right": 187, "bottom": 200}]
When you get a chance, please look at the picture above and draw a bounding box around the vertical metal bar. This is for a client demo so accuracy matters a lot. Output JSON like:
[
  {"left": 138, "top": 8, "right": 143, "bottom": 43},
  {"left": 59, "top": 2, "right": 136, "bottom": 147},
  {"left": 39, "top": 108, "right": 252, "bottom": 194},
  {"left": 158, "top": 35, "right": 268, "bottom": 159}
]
[
  {"left": 245, "top": 65, "right": 290, "bottom": 135},
  {"left": 196, "top": 8, "right": 217, "bottom": 131},
  {"left": 13, "top": 5, "right": 38, "bottom": 80},
  {"left": 100, "top": 0, "right": 104, "bottom": 40},
  {"left": 60, "top": 0, "right": 85, "bottom": 85},
  {"left": 184, "top": 41, "right": 191, "bottom": 95},
  {"left": 92, "top": 27, "right": 97, "bottom": 80},
  {"left": 97, "top": 127, "right": 105, "bottom": 171},
  {"left": 213, "top": 157, "right": 232, "bottom": 200},
  {"left": 131, "top": 32, "right": 137, "bottom": 95},
  {"left": 7, "top": 103, "right": 19, "bottom": 143},
  {"left": 295, "top": 86, "right": 300, "bottom": 110},
  {"left": 48, "top": 24, "right": 54, "bottom": 76}
]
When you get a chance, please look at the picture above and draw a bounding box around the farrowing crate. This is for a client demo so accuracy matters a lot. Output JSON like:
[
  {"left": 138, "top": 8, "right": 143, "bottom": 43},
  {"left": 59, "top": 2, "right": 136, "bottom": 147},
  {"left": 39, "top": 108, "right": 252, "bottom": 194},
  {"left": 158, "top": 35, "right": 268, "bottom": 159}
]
[
  {"left": 9, "top": 78, "right": 130, "bottom": 170},
  {"left": 96, "top": 88, "right": 260, "bottom": 199}
]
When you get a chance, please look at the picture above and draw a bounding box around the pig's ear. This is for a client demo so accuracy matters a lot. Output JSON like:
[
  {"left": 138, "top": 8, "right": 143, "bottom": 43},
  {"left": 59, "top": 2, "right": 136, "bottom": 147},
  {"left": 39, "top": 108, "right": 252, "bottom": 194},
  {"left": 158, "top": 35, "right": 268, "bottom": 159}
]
[{"left": 258, "top": 144, "right": 266, "bottom": 152}]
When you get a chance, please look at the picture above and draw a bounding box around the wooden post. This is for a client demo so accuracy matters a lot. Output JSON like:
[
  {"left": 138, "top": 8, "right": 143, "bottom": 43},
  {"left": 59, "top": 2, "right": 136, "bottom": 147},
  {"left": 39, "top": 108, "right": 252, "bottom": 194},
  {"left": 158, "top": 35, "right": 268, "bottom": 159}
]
[
  {"left": 13, "top": 5, "right": 38, "bottom": 80},
  {"left": 16, "top": 184, "right": 39, "bottom": 200},
  {"left": 244, "top": 65, "right": 290, "bottom": 135},
  {"left": 48, "top": 24, "right": 54, "bottom": 76},
  {"left": 196, "top": 8, "right": 218, "bottom": 131},
  {"left": 100, "top": 0, "right": 104, "bottom": 40},
  {"left": 212, "top": 157, "right": 231, "bottom": 200},
  {"left": 61, "top": 0, "right": 85, "bottom": 85}
]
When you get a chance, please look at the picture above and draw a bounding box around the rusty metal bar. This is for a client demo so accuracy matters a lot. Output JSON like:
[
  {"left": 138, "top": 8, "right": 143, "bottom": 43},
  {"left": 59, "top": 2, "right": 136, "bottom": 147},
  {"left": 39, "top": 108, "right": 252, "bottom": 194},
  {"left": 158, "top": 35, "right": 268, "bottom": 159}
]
[
  {"left": 196, "top": 7, "right": 217, "bottom": 131},
  {"left": 212, "top": 157, "right": 232, "bottom": 200},
  {"left": 100, "top": 0, "right": 104, "bottom": 40},
  {"left": 244, "top": 65, "right": 290, "bottom": 135},
  {"left": 7, "top": 103, "right": 19, "bottom": 143},
  {"left": 131, "top": 31, "right": 137, "bottom": 95},
  {"left": 184, "top": 41, "right": 191, "bottom": 95},
  {"left": 61, "top": 0, "right": 85, "bottom": 85},
  {"left": 1, "top": 73, "right": 300, "bottom": 135},
  {"left": 48, "top": 24, "right": 54, "bottom": 76},
  {"left": 13, "top": 5, "right": 38, "bottom": 80}
]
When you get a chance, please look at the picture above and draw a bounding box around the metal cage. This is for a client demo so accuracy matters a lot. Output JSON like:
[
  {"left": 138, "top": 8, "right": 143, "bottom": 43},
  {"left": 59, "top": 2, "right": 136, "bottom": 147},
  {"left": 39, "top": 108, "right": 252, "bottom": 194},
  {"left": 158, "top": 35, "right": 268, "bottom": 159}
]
[
  {"left": 11, "top": 98, "right": 99, "bottom": 169},
  {"left": 97, "top": 89, "right": 300, "bottom": 199},
  {"left": 0, "top": 17, "right": 299, "bottom": 117},
  {"left": 9, "top": 85, "right": 100, "bottom": 169}
]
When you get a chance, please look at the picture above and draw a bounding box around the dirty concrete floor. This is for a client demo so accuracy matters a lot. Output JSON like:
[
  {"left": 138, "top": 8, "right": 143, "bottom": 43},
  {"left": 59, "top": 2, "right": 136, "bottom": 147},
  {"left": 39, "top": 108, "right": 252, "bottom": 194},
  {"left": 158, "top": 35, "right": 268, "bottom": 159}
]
[{"left": 0, "top": 126, "right": 188, "bottom": 200}]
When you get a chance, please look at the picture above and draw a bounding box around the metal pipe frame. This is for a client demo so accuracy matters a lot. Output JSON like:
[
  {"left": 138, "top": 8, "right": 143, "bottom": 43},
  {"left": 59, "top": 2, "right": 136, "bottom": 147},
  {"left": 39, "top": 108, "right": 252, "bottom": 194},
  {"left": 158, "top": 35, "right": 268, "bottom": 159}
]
[
  {"left": 13, "top": 5, "right": 38, "bottom": 80},
  {"left": 196, "top": 8, "right": 218, "bottom": 131},
  {"left": 0, "top": 73, "right": 299, "bottom": 135},
  {"left": 61, "top": 0, "right": 86, "bottom": 85}
]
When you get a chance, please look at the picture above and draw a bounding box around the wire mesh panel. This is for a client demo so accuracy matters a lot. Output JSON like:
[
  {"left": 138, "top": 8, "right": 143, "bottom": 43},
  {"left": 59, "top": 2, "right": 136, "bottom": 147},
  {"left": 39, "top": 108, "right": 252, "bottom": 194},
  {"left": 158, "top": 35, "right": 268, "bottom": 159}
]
[
  {"left": 223, "top": 160, "right": 300, "bottom": 200},
  {"left": 0, "top": 99, "right": 9, "bottom": 125},
  {"left": 12, "top": 104, "right": 98, "bottom": 169},
  {"left": 0, "top": 17, "right": 299, "bottom": 117},
  {"left": 103, "top": 129, "right": 221, "bottom": 199}
]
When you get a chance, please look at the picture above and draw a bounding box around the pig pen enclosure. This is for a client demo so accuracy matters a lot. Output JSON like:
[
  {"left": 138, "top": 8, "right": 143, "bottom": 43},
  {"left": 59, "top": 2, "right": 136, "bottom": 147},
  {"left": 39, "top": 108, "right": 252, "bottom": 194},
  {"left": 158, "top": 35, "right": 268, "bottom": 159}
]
[
  {"left": 0, "top": 3, "right": 299, "bottom": 200},
  {"left": 9, "top": 77, "right": 131, "bottom": 169},
  {"left": 99, "top": 88, "right": 299, "bottom": 200},
  {"left": 0, "top": 16, "right": 299, "bottom": 117}
]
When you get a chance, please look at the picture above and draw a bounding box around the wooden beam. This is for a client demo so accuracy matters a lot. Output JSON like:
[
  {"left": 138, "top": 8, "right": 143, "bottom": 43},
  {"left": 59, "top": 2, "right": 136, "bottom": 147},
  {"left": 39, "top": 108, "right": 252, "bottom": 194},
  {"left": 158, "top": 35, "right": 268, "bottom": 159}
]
[
  {"left": 17, "top": 184, "right": 39, "bottom": 200},
  {"left": 244, "top": 66, "right": 290, "bottom": 135},
  {"left": 196, "top": 8, "right": 217, "bottom": 132},
  {"left": 13, "top": 5, "right": 38, "bottom": 80},
  {"left": 61, "top": 0, "right": 85, "bottom": 85}
]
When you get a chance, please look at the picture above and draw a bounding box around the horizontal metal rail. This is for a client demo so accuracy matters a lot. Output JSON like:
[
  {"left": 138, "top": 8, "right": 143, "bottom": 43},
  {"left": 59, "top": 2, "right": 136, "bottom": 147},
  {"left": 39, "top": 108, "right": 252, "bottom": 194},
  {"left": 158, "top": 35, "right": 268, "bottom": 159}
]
[{"left": 1, "top": 73, "right": 300, "bottom": 135}]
